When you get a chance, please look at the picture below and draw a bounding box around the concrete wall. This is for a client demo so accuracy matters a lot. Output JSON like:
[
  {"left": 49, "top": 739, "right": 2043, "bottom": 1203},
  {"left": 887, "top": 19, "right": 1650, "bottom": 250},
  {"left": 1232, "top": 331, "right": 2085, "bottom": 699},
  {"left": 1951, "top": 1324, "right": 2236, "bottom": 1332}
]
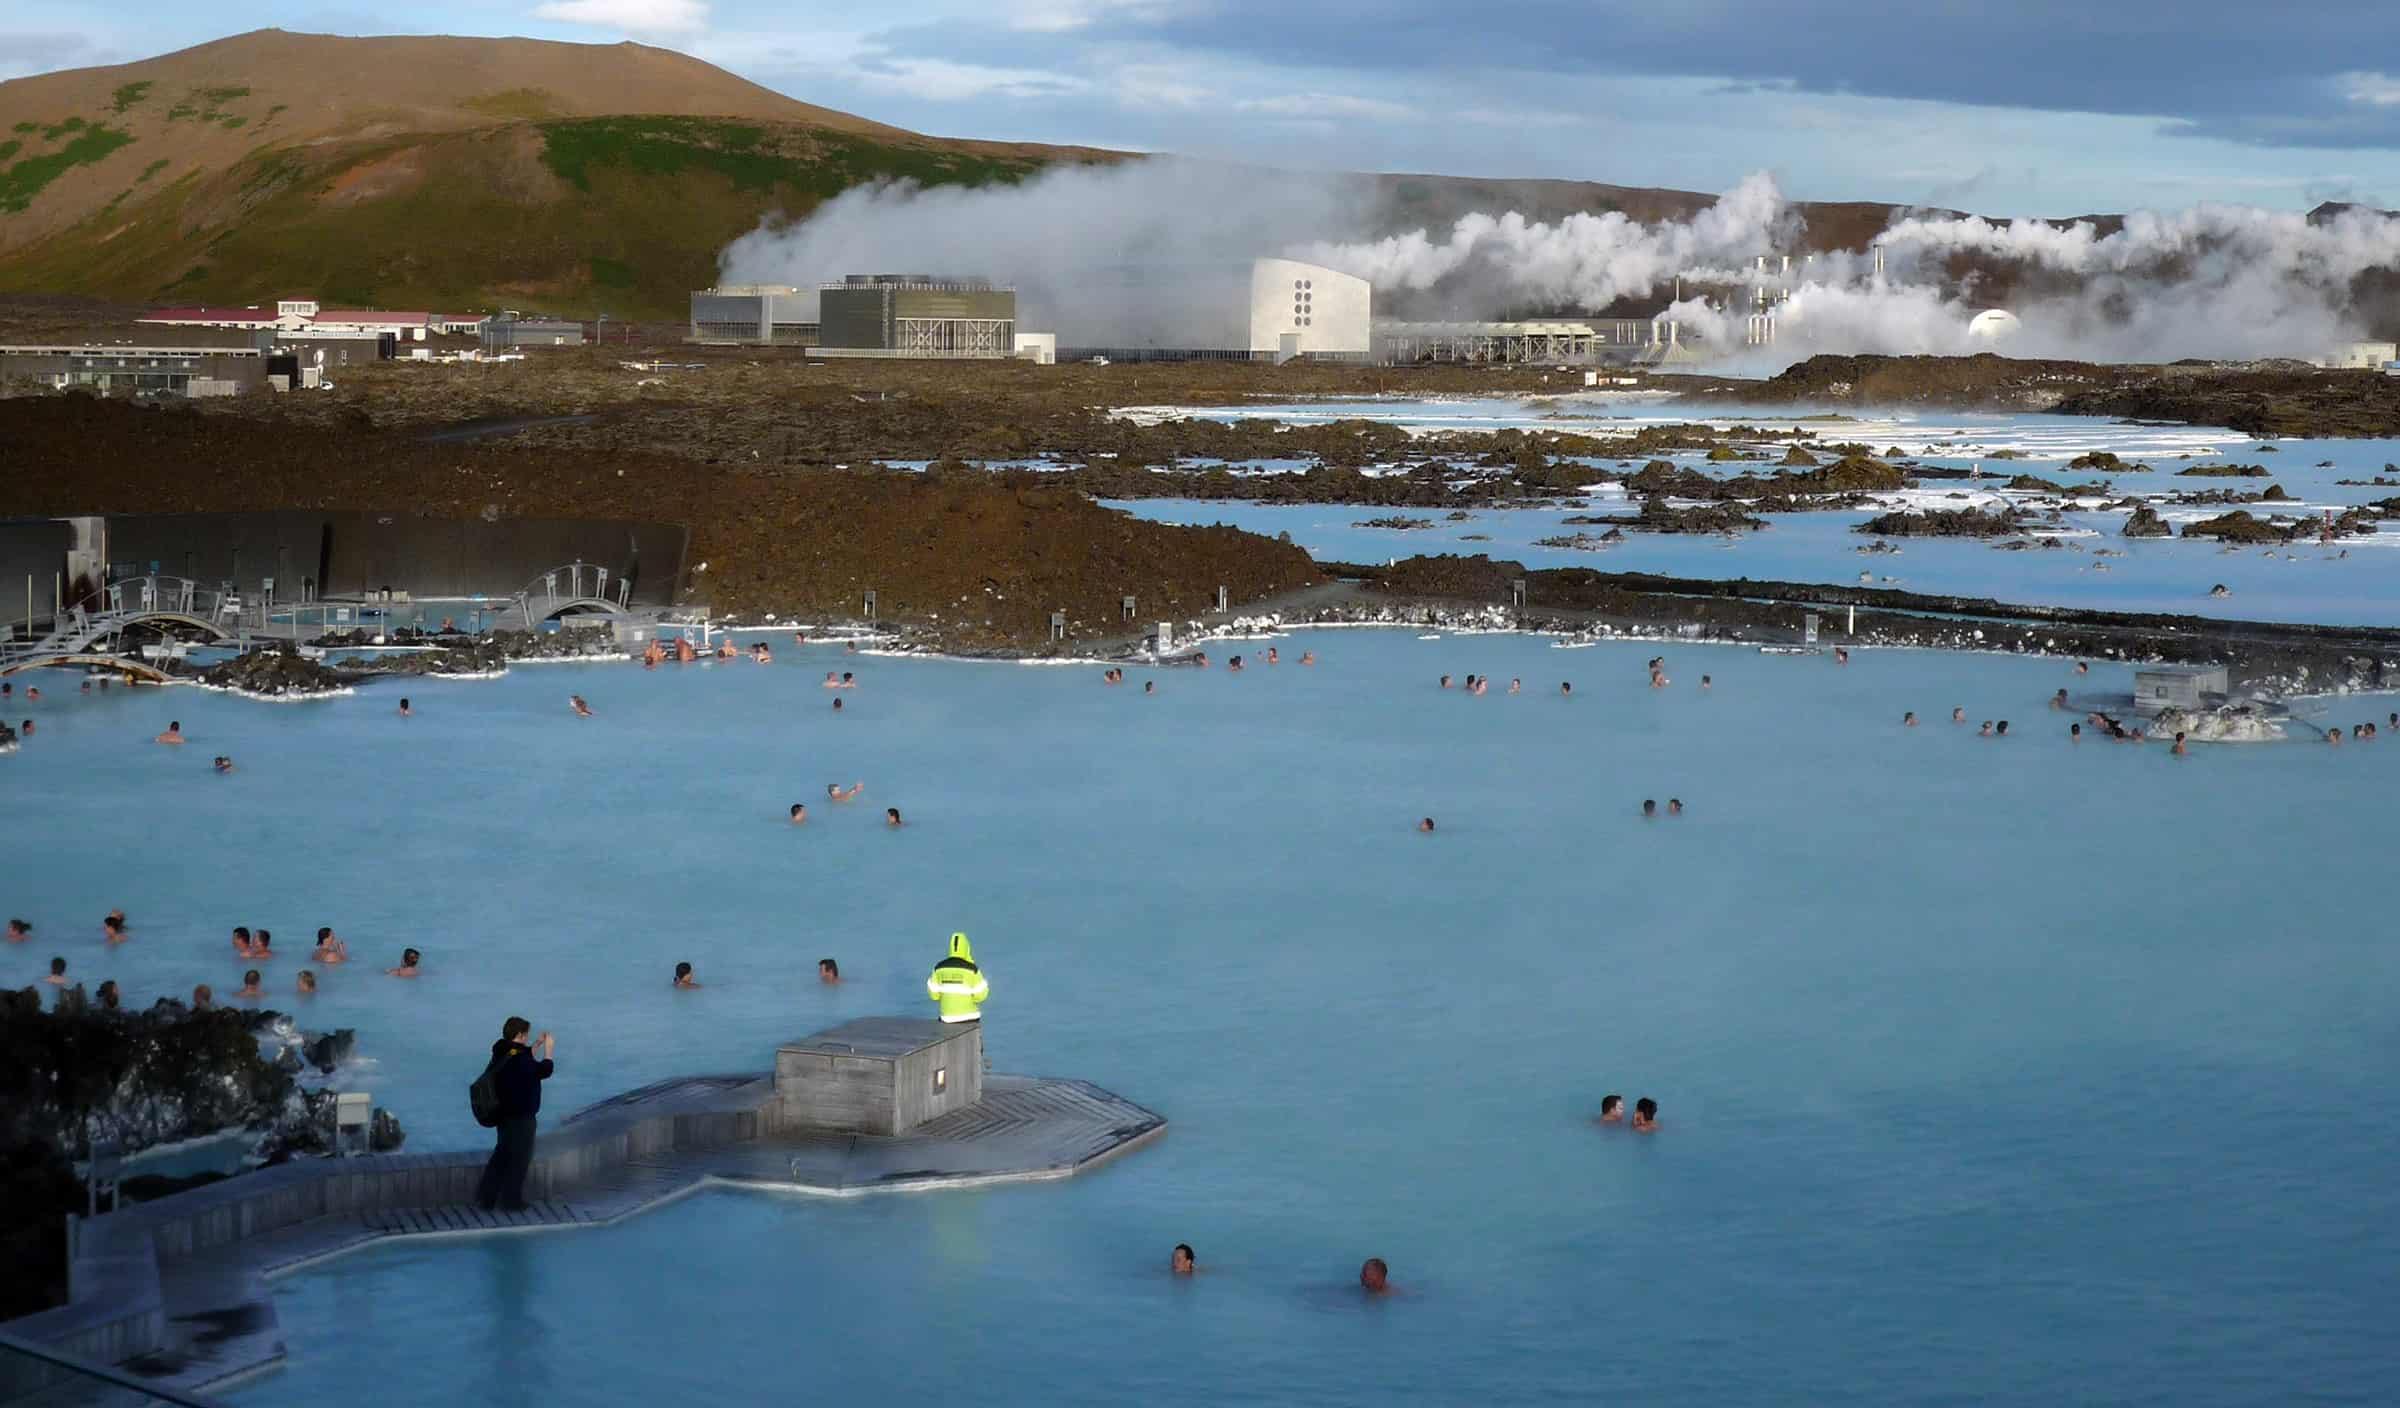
[
  {"left": 98, "top": 512, "right": 688, "bottom": 604},
  {"left": 0, "top": 519, "right": 71, "bottom": 631}
]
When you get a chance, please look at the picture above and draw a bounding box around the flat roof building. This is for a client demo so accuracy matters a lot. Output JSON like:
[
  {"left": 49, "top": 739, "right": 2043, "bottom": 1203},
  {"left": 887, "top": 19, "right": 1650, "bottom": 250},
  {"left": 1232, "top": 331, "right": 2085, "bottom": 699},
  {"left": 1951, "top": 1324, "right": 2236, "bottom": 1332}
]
[
  {"left": 0, "top": 329, "right": 272, "bottom": 397},
  {"left": 689, "top": 285, "right": 813, "bottom": 345},
  {"left": 482, "top": 317, "right": 586, "bottom": 349},
  {"left": 817, "top": 275, "right": 1015, "bottom": 359}
]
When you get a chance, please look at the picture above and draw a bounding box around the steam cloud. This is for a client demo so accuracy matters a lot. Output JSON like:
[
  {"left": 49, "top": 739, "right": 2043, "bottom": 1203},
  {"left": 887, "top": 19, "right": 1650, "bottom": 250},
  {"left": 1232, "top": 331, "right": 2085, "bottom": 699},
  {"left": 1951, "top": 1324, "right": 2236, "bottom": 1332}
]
[{"left": 719, "top": 160, "right": 2400, "bottom": 366}]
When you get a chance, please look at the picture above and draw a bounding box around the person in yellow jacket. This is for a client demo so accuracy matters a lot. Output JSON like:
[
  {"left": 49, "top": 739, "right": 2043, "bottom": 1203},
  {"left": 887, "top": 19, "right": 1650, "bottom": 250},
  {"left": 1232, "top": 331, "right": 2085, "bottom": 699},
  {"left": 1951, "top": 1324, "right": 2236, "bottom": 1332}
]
[{"left": 926, "top": 931, "right": 988, "bottom": 1023}]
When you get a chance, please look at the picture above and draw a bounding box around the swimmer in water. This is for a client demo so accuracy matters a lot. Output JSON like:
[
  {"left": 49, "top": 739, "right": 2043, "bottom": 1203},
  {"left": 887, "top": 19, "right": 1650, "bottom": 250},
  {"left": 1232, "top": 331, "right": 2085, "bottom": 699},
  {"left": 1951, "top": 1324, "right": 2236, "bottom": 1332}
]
[
  {"left": 1561, "top": 681, "right": 1573, "bottom": 697},
  {"left": 232, "top": 926, "right": 256, "bottom": 958},
  {"left": 823, "top": 671, "right": 841, "bottom": 688},
  {"left": 44, "top": 956, "right": 67, "bottom": 986},
  {"left": 386, "top": 947, "right": 422, "bottom": 978},
  {"left": 2076, "top": 661, "right": 2089, "bottom": 675},
  {"left": 1979, "top": 721, "right": 1993, "bottom": 737},
  {"left": 569, "top": 695, "right": 593, "bottom": 718},
  {"left": 253, "top": 929, "right": 274, "bottom": 959},
  {"left": 840, "top": 672, "right": 856, "bottom": 688},
  {"left": 2070, "top": 723, "right": 2082, "bottom": 740},
  {"left": 828, "top": 782, "right": 863, "bottom": 803},
  {"left": 1700, "top": 675, "right": 1712, "bottom": 690},
  {"left": 314, "top": 928, "right": 348, "bottom": 964},
  {"left": 2173, "top": 732, "right": 2188, "bottom": 756},
  {"left": 1228, "top": 655, "right": 1244, "bottom": 672},
  {"left": 1172, "top": 1244, "right": 1197, "bottom": 1275},
  {"left": 673, "top": 962, "right": 700, "bottom": 989},
  {"left": 1649, "top": 668, "right": 1668, "bottom": 688},
  {"left": 1835, "top": 647, "right": 1849, "bottom": 665},
  {"left": 19, "top": 719, "right": 31, "bottom": 738},
  {"left": 790, "top": 803, "right": 807, "bottom": 824},
  {"left": 234, "top": 970, "right": 265, "bottom": 1000},
  {"left": 2328, "top": 727, "right": 2343, "bottom": 746},
  {"left": 1143, "top": 680, "right": 1155, "bottom": 694},
  {"left": 886, "top": 807, "right": 903, "bottom": 827},
  {"left": 1300, "top": 652, "right": 1315, "bottom": 666},
  {"left": 1359, "top": 1258, "right": 1391, "bottom": 1295},
  {"left": 191, "top": 983, "right": 213, "bottom": 1010},
  {"left": 644, "top": 640, "right": 665, "bottom": 668},
  {"left": 4, "top": 919, "right": 27, "bottom": 943},
  {"left": 156, "top": 720, "right": 185, "bottom": 744},
  {"left": 1641, "top": 799, "right": 1657, "bottom": 819},
  {"left": 1597, "top": 1094, "right": 1624, "bottom": 1124},
  {"left": 1418, "top": 817, "right": 1436, "bottom": 833},
  {"left": 1995, "top": 721, "right": 2009, "bottom": 737},
  {"left": 2051, "top": 689, "right": 2068, "bottom": 710},
  {"left": 1903, "top": 711, "right": 1918, "bottom": 726},
  {"left": 717, "top": 638, "right": 738, "bottom": 660},
  {"left": 1508, "top": 678, "right": 1521, "bottom": 694},
  {"left": 1632, "top": 1097, "right": 1659, "bottom": 1133},
  {"left": 213, "top": 755, "right": 234, "bottom": 773},
  {"left": 24, "top": 687, "right": 38, "bottom": 702},
  {"left": 103, "top": 913, "right": 127, "bottom": 944},
  {"left": 1440, "top": 674, "right": 1453, "bottom": 690},
  {"left": 832, "top": 697, "right": 844, "bottom": 712},
  {"left": 1667, "top": 799, "right": 1683, "bottom": 816},
  {"left": 818, "top": 958, "right": 840, "bottom": 984},
  {"left": 399, "top": 697, "right": 413, "bottom": 717},
  {"left": 1266, "top": 647, "right": 1279, "bottom": 664},
  {"left": 754, "top": 643, "right": 773, "bottom": 664},
  {"left": 297, "top": 969, "right": 317, "bottom": 995}
]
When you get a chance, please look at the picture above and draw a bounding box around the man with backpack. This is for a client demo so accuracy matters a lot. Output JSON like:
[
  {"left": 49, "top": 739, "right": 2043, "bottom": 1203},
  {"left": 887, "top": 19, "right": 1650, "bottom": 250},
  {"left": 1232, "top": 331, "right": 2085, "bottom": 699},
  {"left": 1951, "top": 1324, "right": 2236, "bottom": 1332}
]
[{"left": 473, "top": 1017, "right": 555, "bottom": 1212}]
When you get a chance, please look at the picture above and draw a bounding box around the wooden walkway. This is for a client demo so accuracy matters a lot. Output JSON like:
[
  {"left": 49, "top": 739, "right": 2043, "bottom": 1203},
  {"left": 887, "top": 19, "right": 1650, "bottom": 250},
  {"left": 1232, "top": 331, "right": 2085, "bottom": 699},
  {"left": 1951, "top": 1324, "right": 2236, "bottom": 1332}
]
[{"left": 119, "top": 1072, "right": 1164, "bottom": 1396}]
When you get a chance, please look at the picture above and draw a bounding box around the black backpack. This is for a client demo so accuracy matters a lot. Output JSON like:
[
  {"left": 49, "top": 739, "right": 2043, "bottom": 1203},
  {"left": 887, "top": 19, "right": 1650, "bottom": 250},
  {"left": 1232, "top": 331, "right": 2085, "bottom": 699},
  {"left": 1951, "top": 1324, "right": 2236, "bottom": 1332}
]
[{"left": 468, "top": 1053, "right": 505, "bottom": 1128}]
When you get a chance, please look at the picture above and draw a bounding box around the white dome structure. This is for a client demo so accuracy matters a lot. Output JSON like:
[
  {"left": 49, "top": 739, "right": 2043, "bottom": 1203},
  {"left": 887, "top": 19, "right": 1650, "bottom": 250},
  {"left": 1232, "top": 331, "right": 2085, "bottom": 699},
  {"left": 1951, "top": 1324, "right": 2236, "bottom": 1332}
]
[{"left": 1967, "top": 309, "right": 2022, "bottom": 341}]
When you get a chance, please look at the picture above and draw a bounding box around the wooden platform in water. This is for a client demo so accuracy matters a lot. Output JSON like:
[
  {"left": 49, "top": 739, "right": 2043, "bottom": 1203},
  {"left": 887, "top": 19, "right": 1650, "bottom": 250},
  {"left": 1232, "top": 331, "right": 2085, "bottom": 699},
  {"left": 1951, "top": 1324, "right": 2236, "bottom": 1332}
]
[{"left": 67, "top": 1072, "right": 1163, "bottom": 1397}]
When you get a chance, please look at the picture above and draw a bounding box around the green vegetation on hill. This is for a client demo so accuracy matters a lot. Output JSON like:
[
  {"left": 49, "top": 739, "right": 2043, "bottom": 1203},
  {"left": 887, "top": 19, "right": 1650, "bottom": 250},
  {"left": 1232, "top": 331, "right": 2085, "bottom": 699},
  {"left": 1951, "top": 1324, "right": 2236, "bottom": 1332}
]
[
  {"left": 0, "top": 120, "right": 135, "bottom": 215},
  {"left": 536, "top": 116, "right": 1037, "bottom": 197},
  {"left": 111, "top": 81, "right": 152, "bottom": 113}
]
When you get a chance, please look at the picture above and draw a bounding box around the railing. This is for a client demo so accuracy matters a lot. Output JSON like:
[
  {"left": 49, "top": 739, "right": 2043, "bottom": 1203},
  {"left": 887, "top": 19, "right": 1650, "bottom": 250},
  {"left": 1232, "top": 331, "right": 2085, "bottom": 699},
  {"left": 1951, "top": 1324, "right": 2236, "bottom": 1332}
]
[
  {"left": 0, "top": 1327, "right": 235, "bottom": 1407},
  {"left": 506, "top": 562, "right": 634, "bottom": 623}
]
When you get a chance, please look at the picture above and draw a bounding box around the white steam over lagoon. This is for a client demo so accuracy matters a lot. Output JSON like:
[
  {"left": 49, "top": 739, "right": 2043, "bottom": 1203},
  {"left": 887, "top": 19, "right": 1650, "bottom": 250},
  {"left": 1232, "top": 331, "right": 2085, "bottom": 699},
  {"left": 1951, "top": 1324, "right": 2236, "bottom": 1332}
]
[{"left": 720, "top": 162, "right": 2400, "bottom": 366}]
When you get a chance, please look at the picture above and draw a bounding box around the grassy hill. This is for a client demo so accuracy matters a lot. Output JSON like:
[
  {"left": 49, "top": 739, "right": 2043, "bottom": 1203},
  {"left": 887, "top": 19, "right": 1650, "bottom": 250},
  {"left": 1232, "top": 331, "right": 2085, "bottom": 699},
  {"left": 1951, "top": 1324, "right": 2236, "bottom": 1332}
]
[{"left": 0, "top": 30, "right": 1118, "bottom": 317}]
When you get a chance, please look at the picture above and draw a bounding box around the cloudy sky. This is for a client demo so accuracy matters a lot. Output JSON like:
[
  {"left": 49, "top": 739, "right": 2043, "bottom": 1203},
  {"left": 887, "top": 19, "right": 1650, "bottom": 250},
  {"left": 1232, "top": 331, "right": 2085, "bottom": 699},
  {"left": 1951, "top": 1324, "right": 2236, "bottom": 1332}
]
[{"left": 10, "top": 0, "right": 2400, "bottom": 216}]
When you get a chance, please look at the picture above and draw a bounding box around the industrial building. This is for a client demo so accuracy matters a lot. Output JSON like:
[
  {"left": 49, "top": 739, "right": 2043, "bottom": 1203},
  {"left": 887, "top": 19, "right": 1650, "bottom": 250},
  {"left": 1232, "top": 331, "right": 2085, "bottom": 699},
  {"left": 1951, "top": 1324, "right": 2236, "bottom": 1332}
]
[
  {"left": 1059, "top": 258, "right": 1370, "bottom": 362},
  {"left": 817, "top": 275, "right": 1016, "bottom": 358},
  {"left": 139, "top": 301, "right": 481, "bottom": 341},
  {"left": 481, "top": 317, "right": 587, "bottom": 349},
  {"left": 1374, "top": 317, "right": 1695, "bottom": 366},
  {"left": 688, "top": 285, "right": 816, "bottom": 345},
  {"left": 2324, "top": 340, "right": 2399, "bottom": 370},
  {"left": 0, "top": 330, "right": 272, "bottom": 397}
]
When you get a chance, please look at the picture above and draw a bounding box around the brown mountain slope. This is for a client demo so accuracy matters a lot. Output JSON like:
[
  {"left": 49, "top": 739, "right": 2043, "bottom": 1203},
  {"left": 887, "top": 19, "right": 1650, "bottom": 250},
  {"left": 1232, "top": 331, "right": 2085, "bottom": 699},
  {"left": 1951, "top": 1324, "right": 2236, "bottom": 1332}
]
[
  {"left": 0, "top": 31, "right": 1121, "bottom": 316},
  {"left": 0, "top": 28, "right": 942, "bottom": 252}
]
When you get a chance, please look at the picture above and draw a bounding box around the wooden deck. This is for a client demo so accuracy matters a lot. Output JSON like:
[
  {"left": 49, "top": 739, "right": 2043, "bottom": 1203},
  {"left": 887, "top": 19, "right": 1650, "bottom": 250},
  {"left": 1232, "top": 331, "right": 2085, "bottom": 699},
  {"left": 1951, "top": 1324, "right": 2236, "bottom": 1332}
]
[{"left": 79, "top": 1072, "right": 1164, "bottom": 1396}]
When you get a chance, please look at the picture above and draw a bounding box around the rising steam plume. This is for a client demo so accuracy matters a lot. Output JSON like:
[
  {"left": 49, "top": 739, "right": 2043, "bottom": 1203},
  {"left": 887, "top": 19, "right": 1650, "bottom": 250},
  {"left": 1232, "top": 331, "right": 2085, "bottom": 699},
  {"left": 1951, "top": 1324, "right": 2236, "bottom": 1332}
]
[{"left": 719, "top": 160, "right": 2400, "bottom": 366}]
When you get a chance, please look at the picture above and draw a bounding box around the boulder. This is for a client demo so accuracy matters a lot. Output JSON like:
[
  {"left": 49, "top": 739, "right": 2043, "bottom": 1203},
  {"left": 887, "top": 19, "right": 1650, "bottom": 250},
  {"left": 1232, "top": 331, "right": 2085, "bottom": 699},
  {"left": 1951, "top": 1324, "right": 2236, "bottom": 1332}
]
[{"left": 2121, "top": 505, "right": 2172, "bottom": 537}]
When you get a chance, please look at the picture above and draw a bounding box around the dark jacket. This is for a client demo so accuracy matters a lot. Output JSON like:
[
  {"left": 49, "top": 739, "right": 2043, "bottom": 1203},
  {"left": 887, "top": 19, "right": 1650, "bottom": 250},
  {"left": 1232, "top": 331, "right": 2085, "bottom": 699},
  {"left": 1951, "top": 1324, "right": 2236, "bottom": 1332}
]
[{"left": 489, "top": 1038, "right": 554, "bottom": 1119}]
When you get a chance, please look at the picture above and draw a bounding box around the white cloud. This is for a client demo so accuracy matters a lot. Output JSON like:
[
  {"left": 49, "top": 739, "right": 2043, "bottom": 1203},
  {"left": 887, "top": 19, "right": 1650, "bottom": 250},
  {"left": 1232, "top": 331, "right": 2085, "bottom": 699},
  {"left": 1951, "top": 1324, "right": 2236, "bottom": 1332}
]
[
  {"left": 531, "top": 0, "right": 710, "bottom": 37},
  {"left": 854, "top": 57, "right": 1087, "bottom": 102},
  {"left": 2335, "top": 71, "right": 2400, "bottom": 108},
  {"left": 1234, "top": 92, "right": 1410, "bottom": 121}
]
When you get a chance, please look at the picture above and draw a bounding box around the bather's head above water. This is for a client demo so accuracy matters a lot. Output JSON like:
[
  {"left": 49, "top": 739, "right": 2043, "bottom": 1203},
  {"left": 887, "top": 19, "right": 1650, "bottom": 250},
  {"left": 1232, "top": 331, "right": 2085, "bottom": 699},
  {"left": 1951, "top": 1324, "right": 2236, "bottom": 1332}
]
[{"left": 1360, "top": 1258, "right": 1390, "bottom": 1293}]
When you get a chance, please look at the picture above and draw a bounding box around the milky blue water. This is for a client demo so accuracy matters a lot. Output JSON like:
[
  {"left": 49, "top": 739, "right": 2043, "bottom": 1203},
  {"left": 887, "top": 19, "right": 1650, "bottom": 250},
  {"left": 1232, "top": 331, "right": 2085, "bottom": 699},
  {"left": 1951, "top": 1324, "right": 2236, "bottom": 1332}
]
[
  {"left": 8, "top": 629, "right": 2399, "bottom": 1405},
  {"left": 1110, "top": 398, "right": 2400, "bottom": 625}
]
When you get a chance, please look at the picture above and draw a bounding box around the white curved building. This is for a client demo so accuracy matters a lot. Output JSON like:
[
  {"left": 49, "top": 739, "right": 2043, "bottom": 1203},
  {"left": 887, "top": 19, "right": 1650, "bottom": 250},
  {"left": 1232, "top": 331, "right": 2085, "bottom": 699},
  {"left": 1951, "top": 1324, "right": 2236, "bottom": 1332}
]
[
  {"left": 1247, "top": 258, "right": 1371, "bottom": 357},
  {"left": 1967, "top": 309, "right": 2022, "bottom": 341},
  {"left": 1056, "top": 258, "right": 1371, "bottom": 361}
]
